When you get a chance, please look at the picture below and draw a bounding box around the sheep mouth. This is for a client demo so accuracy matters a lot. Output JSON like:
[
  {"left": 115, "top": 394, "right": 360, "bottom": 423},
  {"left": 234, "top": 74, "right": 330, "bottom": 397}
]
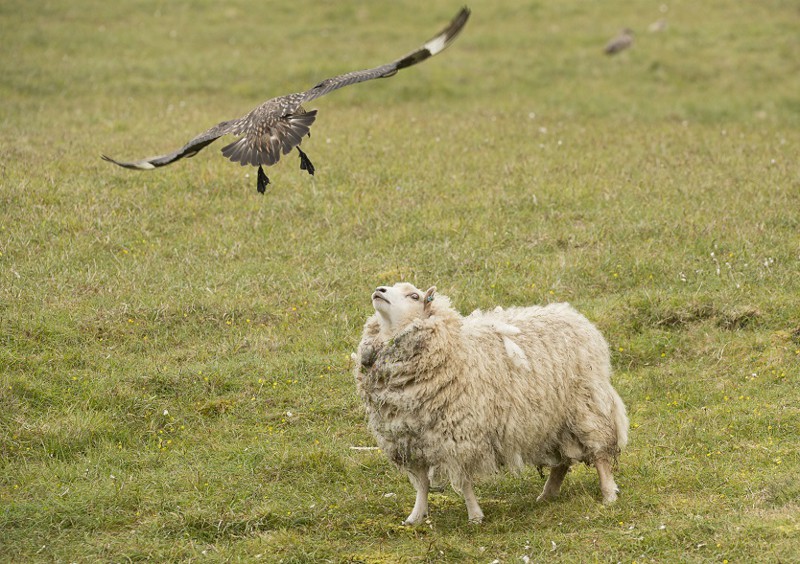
[{"left": 372, "top": 293, "right": 391, "bottom": 304}]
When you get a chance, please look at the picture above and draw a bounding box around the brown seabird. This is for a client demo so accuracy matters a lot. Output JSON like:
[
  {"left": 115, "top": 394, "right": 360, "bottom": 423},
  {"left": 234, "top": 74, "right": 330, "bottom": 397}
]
[
  {"left": 102, "top": 7, "right": 471, "bottom": 193},
  {"left": 604, "top": 28, "right": 634, "bottom": 55}
]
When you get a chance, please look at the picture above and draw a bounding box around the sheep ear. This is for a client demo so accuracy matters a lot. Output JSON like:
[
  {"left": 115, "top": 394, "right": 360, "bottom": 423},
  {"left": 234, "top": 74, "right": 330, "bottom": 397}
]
[{"left": 423, "top": 286, "right": 436, "bottom": 314}]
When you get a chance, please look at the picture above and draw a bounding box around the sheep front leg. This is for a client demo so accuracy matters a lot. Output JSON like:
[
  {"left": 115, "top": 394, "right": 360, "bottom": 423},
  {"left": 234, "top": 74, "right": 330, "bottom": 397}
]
[
  {"left": 461, "top": 478, "right": 484, "bottom": 524},
  {"left": 403, "top": 467, "right": 430, "bottom": 525}
]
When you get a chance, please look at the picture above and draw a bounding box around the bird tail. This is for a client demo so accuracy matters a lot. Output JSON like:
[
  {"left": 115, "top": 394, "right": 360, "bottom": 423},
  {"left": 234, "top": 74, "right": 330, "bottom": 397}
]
[{"left": 221, "top": 110, "right": 317, "bottom": 167}]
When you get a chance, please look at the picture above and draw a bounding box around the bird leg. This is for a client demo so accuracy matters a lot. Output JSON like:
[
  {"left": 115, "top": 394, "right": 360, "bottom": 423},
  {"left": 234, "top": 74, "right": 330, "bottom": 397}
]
[
  {"left": 297, "top": 147, "right": 315, "bottom": 176},
  {"left": 257, "top": 165, "right": 270, "bottom": 194}
]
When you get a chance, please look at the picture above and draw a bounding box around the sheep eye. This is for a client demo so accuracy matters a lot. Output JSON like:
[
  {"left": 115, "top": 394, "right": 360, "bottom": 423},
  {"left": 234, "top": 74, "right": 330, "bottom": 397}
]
[{"left": 409, "top": 293, "right": 419, "bottom": 300}]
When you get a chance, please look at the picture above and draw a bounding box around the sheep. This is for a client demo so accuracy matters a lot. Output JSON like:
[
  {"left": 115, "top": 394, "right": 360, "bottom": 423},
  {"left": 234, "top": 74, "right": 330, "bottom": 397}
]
[{"left": 353, "top": 282, "right": 629, "bottom": 524}]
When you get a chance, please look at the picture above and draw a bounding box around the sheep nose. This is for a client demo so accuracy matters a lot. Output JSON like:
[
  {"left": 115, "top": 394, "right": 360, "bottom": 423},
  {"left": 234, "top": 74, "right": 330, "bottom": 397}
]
[{"left": 376, "top": 286, "right": 387, "bottom": 293}]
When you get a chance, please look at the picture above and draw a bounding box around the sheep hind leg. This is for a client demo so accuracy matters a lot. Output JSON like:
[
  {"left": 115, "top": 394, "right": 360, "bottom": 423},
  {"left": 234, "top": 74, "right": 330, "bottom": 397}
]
[
  {"left": 461, "top": 478, "right": 484, "bottom": 524},
  {"left": 537, "top": 463, "right": 570, "bottom": 502},
  {"left": 403, "top": 468, "right": 430, "bottom": 525},
  {"left": 595, "top": 458, "right": 620, "bottom": 504}
]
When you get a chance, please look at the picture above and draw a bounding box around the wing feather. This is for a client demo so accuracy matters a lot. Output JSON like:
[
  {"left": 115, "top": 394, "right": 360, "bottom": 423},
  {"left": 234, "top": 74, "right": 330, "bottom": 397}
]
[
  {"left": 102, "top": 119, "right": 239, "bottom": 170},
  {"left": 301, "top": 6, "right": 470, "bottom": 103}
]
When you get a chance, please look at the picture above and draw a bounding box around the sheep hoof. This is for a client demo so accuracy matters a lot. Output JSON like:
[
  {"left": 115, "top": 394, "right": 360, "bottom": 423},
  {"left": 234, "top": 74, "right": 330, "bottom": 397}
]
[
  {"left": 467, "top": 507, "right": 484, "bottom": 524},
  {"left": 402, "top": 515, "right": 425, "bottom": 526},
  {"left": 602, "top": 492, "right": 618, "bottom": 504},
  {"left": 601, "top": 484, "right": 620, "bottom": 504},
  {"left": 402, "top": 508, "right": 428, "bottom": 526},
  {"left": 536, "top": 492, "right": 555, "bottom": 503}
]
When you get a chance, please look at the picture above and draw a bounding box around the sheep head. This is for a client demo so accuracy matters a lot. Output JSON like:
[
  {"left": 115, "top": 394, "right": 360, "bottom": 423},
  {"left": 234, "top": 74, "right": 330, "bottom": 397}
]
[{"left": 372, "top": 282, "right": 436, "bottom": 338}]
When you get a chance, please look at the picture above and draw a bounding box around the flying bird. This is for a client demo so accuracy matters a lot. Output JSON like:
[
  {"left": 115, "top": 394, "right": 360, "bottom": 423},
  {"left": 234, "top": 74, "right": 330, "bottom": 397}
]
[
  {"left": 604, "top": 28, "right": 634, "bottom": 55},
  {"left": 102, "top": 7, "right": 471, "bottom": 194}
]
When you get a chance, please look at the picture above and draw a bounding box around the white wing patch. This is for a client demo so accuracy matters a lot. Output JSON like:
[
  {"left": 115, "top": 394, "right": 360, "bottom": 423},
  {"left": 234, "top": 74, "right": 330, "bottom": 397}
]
[{"left": 423, "top": 34, "right": 448, "bottom": 56}]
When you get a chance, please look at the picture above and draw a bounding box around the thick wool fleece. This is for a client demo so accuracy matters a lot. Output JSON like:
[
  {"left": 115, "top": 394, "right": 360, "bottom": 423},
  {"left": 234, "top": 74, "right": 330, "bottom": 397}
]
[{"left": 354, "top": 295, "right": 628, "bottom": 494}]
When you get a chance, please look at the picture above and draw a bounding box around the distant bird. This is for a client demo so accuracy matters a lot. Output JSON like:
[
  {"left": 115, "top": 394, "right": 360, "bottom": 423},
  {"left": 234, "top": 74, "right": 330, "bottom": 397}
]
[
  {"left": 102, "top": 7, "right": 471, "bottom": 194},
  {"left": 604, "top": 28, "right": 634, "bottom": 55}
]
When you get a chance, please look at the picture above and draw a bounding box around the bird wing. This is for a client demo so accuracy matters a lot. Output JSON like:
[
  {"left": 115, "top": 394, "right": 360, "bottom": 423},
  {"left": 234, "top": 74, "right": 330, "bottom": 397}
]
[
  {"left": 218, "top": 8, "right": 470, "bottom": 168},
  {"left": 301, "top": 6, "right": 470, "bottom": 103},
  {"left": 101, "top": 119, "right": 239, "bottom": 170}
]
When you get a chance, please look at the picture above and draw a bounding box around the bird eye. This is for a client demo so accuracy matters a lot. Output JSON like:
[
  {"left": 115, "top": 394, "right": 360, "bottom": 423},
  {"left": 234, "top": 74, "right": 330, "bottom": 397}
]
[{"left": 410, "top": 293, "right": 419, "bottom": 300}]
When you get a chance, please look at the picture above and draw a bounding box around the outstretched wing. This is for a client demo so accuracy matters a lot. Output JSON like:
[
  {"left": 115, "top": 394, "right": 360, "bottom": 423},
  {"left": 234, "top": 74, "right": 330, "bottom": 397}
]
[
  {"left": 301, "top": 6, "right": 470, "bottom": 103},
  {"left": 101, "top": 119, "right": 239, "bottom": 170}
]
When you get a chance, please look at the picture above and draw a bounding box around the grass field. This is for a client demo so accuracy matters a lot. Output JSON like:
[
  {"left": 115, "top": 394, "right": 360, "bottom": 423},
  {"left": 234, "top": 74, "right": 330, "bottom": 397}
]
[{"left": 1, "top": 0, "right": 799, "bottom": 561}]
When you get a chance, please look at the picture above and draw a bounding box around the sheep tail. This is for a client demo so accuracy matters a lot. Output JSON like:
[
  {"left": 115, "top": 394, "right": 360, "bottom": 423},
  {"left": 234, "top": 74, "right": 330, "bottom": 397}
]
[{"left": 611, "top": 387, "right": 629, "bottom": 450}]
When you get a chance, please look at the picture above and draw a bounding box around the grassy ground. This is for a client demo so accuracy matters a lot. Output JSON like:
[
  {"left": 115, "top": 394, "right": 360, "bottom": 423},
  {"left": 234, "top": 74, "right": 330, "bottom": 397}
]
[{"left": 1, "top": 0, "right": 799, "bottom": 561}]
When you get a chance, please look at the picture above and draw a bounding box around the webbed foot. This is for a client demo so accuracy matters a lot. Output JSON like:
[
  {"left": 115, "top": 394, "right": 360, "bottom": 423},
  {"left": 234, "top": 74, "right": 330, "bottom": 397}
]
[
  {"left": 297, "top": 147, "right": 315, "bottom": 176},
  {"left": 257, "top": 165, "right": 270, "bottom": 194}
]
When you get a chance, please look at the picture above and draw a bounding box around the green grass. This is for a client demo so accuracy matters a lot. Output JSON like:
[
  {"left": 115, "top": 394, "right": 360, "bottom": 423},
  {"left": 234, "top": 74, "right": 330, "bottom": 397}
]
[{"left": 1, "top": 0, "right": 799, "bottom": 561}]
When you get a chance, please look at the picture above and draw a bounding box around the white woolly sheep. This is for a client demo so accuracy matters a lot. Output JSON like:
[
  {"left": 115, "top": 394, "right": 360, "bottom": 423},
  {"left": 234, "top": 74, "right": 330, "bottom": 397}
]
[{"left": 353, "top": 282, "right": 629, "bottom": 524}]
